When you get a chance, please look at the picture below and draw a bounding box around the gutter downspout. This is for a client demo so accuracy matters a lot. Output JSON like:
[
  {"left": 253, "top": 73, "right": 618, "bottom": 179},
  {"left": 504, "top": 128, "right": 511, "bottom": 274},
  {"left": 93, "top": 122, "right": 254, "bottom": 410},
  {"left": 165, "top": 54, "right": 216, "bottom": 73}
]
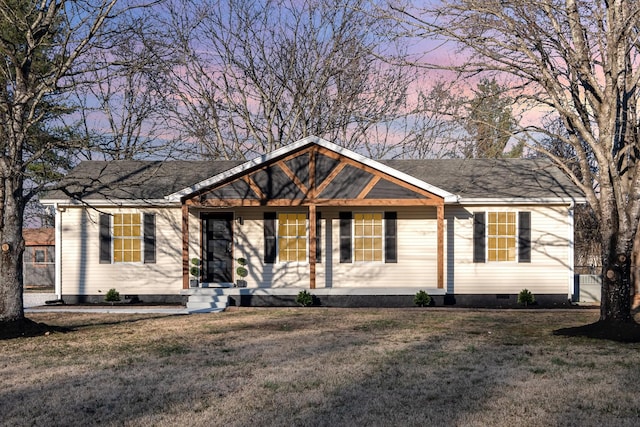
[
  {"left": 568, "top": 201, "right": 575, "bottom": 301},
  {"left": 54, "top": 203, "right": 62, "bottom": 300}
]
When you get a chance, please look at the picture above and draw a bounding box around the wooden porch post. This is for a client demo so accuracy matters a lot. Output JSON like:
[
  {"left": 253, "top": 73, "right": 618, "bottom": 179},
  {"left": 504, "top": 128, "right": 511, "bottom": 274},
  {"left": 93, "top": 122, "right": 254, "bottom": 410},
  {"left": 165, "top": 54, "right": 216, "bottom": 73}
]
[
  {"left": 309, "top": 204, "right": 317, "bottom": 289},
  {"left": 437, "top": 203, "right": 444, "bottom": 289},
  {"left": 182, "top": 204, "right": 190, "bottom": 290}
]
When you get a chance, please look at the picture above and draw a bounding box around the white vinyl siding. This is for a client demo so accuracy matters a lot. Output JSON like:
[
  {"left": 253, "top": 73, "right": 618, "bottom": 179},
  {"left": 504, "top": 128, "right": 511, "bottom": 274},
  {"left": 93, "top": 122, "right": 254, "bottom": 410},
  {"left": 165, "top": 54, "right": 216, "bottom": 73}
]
[
  {"left": 60, "top": 207, "right": 183, "bottom": 295},
  {"left": 230, "top": 208, "right": 437, "bottom": 289},
  {"left": 448, "top": 204, "right": 572, "bottom": 295},
  {"left": 230, "top": 209, "right": 309, "bottom": 287},
  {"left": 59, "top": 203, "right": 573, "bottom": 296},
  {"left": 232, "top": 205, "right": 571, "bottom": 293},
  {"left": 324, "top": 208, "right": 438, "bottom": 288}
]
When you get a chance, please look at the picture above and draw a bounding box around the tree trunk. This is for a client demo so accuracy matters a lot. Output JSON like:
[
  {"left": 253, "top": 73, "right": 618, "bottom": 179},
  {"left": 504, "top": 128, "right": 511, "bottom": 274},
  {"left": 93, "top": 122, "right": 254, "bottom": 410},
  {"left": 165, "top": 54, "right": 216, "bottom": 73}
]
[
  {"left": 598, "top": 175, "right": 636, "bottom": 323},
  {"left": 601, "top": 249, "right": 633, "bottom": 323},
  {"left": 632, "top": 226, "right": 640, "bottom": 309},
  {"left": 0, "top": 174, "right": 25, "bottom": 323}
]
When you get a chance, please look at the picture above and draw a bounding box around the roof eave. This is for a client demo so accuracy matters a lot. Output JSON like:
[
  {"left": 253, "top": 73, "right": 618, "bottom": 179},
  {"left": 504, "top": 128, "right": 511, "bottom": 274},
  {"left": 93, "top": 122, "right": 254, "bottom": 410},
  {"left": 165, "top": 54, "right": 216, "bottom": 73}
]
[
  {"left": 454, "top": 196, "right": 587, "bottom": 205},
  {"left": 40, "top": 198, "right": 180, "bottom": 207}
]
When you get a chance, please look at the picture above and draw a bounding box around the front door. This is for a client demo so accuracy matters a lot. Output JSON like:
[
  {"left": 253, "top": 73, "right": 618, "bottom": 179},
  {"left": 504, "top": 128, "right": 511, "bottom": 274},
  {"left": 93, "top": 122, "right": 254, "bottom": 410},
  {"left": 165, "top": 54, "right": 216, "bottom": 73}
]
[{"left": 202, "top": 213, "right": 233, "bottom": 284}]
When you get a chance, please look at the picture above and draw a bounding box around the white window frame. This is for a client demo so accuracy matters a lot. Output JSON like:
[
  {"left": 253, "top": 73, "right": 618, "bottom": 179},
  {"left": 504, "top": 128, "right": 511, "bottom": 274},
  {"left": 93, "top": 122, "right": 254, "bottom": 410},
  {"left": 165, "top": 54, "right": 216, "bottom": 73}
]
[
  {"left": 486, "top": 211, "right": 518, "bottom": 263},
  {"left": 277, "top": 212, "right": 308, "bottom": 263},
  {"left": 353, "top": 212, "right": 384, "bottom": 263},
  {"left": 112, "top": 212, "right": 143, "bottom": 263}
]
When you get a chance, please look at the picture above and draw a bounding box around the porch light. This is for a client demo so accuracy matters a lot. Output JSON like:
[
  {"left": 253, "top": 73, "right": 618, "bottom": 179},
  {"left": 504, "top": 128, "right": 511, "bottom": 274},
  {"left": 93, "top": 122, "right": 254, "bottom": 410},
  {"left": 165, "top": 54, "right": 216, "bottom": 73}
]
[{"left": 236, "top": 216, "right": 244, "bottom": 225}]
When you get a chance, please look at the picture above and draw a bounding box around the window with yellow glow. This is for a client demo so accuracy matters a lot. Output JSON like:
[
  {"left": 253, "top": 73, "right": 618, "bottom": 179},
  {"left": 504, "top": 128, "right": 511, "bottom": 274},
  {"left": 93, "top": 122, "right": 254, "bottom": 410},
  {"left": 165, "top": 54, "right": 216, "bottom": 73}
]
[
  {"left": 278, "top": 213, "right": 307, "bottom": 262},
  {"left": 354, "top": 213, "right": 383, "bottom": 262},
  {"left": 487, "top": 212, "right": 516, "bottom": 262},
  {"left": 113, "top": 213, "right": 142, "bottom": 263}
]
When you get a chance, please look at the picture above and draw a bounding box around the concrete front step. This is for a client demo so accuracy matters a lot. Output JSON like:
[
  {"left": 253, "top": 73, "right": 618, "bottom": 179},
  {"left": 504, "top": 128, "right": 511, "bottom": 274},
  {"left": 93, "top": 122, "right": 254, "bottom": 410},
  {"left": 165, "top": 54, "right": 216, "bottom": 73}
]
[
  {"left": 187, "top": 295, "right": 230, "bottom": 303},
  {"left": 186, "top": 294, "right": 229, "bottom": 313}
]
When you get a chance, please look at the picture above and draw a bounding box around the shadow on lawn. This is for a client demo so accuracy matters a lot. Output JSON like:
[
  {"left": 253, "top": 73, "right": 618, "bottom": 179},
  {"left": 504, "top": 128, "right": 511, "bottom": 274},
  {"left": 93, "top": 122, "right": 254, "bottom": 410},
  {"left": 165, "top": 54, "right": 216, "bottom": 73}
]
[
  {"left": 0, "top": 319, "right": 70, "bottom": 340},
  {"left": 3, "top": 310, "right": 640, "bottom": 425},
  {"left": 0, "top": 314, "right": 185, "bottom": 340},
  {"left": 554, "top": 319, "right": 640, "bottom": 343}
]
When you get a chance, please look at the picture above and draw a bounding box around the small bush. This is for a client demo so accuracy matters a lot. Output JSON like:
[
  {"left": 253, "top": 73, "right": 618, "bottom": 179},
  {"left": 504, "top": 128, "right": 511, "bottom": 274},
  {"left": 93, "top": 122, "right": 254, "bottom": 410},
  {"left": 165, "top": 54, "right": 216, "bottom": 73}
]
[
  {"left": 414, "top": 290, "right": 431, "bottom": 307},
  {"left": 518, "top": 289, "right": 535, "bottom": 306},
  {"left": 236, "top": 266, "right": 248, "bottom": 278},
  {"left": 190, "top": 258, "right": 201, "bottom": 278},
  {"left": 296, "top": 290, "right": 314, "bottom": 307},
  {"left": 105, "top": 288, "right": 121, "bottom": 302}
]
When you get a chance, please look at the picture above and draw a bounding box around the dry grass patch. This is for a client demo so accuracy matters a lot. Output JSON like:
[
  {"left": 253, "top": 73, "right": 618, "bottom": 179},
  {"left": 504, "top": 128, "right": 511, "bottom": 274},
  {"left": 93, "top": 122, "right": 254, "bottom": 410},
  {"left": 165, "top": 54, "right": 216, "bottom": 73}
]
[{"left": 2, "top": 308, "right": 640, "bottom": 426}]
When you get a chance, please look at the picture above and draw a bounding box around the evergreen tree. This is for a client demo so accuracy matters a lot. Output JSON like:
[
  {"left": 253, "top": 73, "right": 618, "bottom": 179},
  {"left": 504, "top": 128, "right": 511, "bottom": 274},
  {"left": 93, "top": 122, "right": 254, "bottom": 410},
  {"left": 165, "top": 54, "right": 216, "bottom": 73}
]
[{"left": 464, "top": 78, "right": 520, "bottom": 158}]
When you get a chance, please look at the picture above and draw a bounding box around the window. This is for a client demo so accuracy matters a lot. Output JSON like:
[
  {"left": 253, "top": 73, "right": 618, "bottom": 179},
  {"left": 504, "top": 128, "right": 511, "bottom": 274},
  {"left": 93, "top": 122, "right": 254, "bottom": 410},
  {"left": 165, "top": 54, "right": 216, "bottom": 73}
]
[
  {"left": 100, "top": 213, "right": 156, "bottom": 264},
  {"left": 278, "top": 213, "right": 307, "bottom": 262},
  {"left": 113, "top": 213, "right": 142, "bottom": 262},
  {"left": 34, "top": 249, "right": 46, "bottom": 264},
  {"left": 354, "top": 213, "right": 383, "bottom": 262},
  {"left": 340, "top": 211, "right": 396, "bottom": 264},
  {"left": 487, "top": 212, "right": 517, "bottom": 262},
  {"left": 475, "top": 211, "right": 531, "bottom": 263}
]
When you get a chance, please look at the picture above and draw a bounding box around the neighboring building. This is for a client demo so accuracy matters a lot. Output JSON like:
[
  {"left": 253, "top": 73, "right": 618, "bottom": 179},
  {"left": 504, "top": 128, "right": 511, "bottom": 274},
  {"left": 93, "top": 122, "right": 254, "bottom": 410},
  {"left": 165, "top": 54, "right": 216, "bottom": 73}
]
[
  {"left": 23, "top": 228, "right": 55, "bottom": 291},
  {"left": 41, "top": 136, "right": 585, "bottom": 307}
]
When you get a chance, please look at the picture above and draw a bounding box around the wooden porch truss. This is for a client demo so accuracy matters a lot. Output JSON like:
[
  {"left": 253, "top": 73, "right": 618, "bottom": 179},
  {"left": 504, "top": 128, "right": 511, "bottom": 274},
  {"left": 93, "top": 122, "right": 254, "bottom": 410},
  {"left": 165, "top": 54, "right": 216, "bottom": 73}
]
[{"left": 182, "top": 145, "right": 445, "bottom": 290}]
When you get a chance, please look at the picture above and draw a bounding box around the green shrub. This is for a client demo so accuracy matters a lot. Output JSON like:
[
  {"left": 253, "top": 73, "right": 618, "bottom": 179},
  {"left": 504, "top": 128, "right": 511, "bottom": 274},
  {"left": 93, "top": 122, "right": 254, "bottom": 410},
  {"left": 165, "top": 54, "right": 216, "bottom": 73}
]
[
  {"left": 414, "top": 290, "right": 431, "bottom": 307},
  {"left": 105, "top": 288, "right": 121, "bottom": 302},
  {"left": 296, "top": 290, "right": 314, "bottom": 307},
  {"left": 518, "top": 289, "right": 535, "bottom": 306},
  {"left": 190, "top": 258, "right": 201, "bottom": 278}
]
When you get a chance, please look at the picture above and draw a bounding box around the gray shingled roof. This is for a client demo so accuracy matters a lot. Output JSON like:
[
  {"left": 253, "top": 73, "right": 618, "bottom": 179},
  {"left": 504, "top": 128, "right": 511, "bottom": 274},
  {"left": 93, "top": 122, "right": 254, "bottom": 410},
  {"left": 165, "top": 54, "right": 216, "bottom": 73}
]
[
  {"left": 44, "top": 160, "right": 244, "bottom": 201},
  {"left": 43, "top": 157, "right": 583, "bottom": 203},
  {"left": 380, "top": 158, "right": 583, "bottom": 200}
]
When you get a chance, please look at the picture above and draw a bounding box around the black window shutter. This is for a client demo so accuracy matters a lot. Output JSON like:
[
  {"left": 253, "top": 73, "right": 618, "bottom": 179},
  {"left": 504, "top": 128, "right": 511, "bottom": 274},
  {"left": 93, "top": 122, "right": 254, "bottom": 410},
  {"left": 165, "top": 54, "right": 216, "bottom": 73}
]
[
  {"left": 144, "top": 213, "right": 156, "bottom": 264},
  {"left": 518, "top": 211, "right": 531, "bottom": 263},
  {"left": 316, "top": 212, "right": 322, "bottom": 263},
  {"left": 339, "top": 212, "right": 352, "bottom": 263},
  {"left": 264, "top": 212, "right": 277, "bottom": 263},
  {"left": 99, "top": 214, "right": 111, "bottom": 264},
  {"left": 384, "top": 212, "right": 397, "bottom": 263},
  {"left": 473, "top": 212, "right": 486, "bottom": 263}
]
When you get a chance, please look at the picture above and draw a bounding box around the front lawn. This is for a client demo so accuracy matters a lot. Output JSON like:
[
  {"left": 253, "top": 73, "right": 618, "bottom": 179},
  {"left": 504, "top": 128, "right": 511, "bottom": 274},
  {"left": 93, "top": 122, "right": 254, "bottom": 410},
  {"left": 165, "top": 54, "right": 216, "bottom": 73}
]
[{"left": 2, "top": 308, "right": 639, "bottom": 426}]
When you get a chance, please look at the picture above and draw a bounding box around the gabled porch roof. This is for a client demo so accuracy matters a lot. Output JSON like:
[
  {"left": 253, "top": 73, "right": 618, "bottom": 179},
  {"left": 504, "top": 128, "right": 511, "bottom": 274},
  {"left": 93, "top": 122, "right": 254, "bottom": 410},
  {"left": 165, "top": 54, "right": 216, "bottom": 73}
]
[
  {"left": 175, "top": 136, "right": 450, "bottom": 291},
  {"left": 167, "top": 136, "right": 458, "bottom": 205}
]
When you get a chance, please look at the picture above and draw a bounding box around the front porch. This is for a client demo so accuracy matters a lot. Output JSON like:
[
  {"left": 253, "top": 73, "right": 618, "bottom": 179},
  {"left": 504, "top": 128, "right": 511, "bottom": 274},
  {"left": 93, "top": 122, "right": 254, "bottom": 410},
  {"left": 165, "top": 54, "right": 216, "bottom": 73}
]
[{"left": 174, "top": 139, "right": 452, "bottom": 292}]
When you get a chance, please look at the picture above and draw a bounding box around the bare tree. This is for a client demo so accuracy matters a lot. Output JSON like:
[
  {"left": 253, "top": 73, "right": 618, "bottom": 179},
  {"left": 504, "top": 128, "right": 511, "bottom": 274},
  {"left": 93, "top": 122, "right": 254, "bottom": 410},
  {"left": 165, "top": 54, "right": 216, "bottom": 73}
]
[
  {"left": 395, "top": 80, "right": 467, "bottom": 159},
  {"left": 150, "top": 0, "right": 433, "bottom": 160},
  {"left": 74, "top": 10, "right": 178, "bottom": 161},
  {"left": 389, "top": 0, "right": 640, "bottom": 325},
  {"left": 0, "top": 0, "right": 151, "bottom": 327},
  {"left": 538, "top": 118, "right": 601, "bottom": 273}
]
